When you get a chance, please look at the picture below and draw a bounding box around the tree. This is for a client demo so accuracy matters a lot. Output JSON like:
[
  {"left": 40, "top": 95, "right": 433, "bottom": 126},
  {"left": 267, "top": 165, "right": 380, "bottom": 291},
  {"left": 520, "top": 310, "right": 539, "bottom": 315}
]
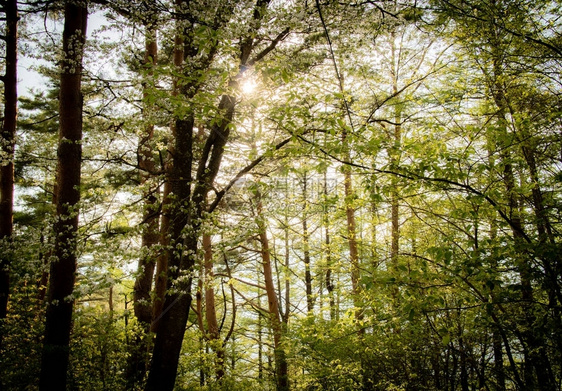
[
  {"left": 39, "top": 2, "right": 88, "bottom": 390},
  {"left": 0, "top": 0, "right": 18, "bottom": 350},
  {"left": 126, "top": 3, "right": 161, "bottom": 387},
  {"left": 1, "top": 0, "right": 561, "bottom": 389},
  {"left": 255, "top": 188, "right": 289, "bottom": 391},
  {"left": 428, "top": 0, "right": 562, "bottom": 388},
  {"left": 145, "top": 1, "right": 291, "bottom": 389}
]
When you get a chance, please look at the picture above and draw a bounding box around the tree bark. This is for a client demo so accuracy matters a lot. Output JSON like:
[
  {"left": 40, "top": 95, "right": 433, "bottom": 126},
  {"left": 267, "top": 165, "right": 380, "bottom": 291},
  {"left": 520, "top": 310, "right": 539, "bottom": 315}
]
[
  {"left": 0, "top": 0, "right": 18, "bottom": 347},
  {"left": 127, "top": 22, "right": 159, "bottom": 389},
  {"left": 151, "top": 179, "right": 170, "bottom": 332},
  {"left": 39, "top": 3, "right": 87, "bottom": 390},
  {"left": 203, "top": 232, "right": 225, "bottom": 380},
  {"left": 133, "top": 22, "right": 159, "bottom": 329},
  {"left": 342, "top": 128, "right": 362, "bottom": 329},
  {"left": 146, "top": 4, "right": 218, "bottom": 387},
  {"left": 492, "top": 325, "right": 506, "bottom": 391},
  {"left": 256, "top": 197, "right": 289, "bottom": 391},
  {"left": 322, "top": 170, "right": 336, "bottom": 320},
  {"left": 491, "top": 49, "right": 556, "bottom": 391},
  {"left": 144, "top": 110, "right": 195, "bottom": 391},
  {"left": 145, "top": 1, "right": 285, "bottom": 388},
  {"left": 389, "top": 28, "right": 402, "bottom": 307},
  {"left": 301, "top": 172, "right": 313, "bottom": 313}
]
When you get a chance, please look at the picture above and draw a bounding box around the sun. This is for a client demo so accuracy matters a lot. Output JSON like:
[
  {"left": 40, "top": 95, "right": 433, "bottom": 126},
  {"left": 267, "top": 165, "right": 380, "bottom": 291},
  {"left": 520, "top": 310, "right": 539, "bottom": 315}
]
[{"left": 241, "top": 79, "right": 257, "bottom": 94}]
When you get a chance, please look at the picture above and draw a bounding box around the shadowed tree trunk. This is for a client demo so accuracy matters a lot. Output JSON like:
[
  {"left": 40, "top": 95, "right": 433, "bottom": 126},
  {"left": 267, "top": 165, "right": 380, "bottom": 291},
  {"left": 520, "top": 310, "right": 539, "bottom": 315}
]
[
  {"left": 145, "top": 3, "right": 229, "bottom": 389},
  {"left": 144, "top": 89, "right": 196, "bottom": 391},
  {"left": 490, "top": 46, "right": 556, "bottom": 391},
  {"left": 39, "top": 3, "right": 88, "bottom": 390},
  {"left": 127, "top": 20, "right": 159, "bottom": 389},
  {"left": 0, "top": 0, "right": 18, "bottom": 351},
  {"left": 145, "top": 1, "right": 288, "bottom": 389}
]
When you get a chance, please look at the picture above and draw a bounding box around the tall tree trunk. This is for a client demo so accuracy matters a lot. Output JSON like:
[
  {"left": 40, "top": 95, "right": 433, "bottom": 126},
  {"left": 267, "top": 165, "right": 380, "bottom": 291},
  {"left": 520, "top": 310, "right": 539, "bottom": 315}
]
[
  {"left": 151, "top": 181, "right": 170, "bottom": 331},
  {"left": 145, "top": 1, "right": 284, "bottom": 388},
  {"left": 203, "top": 232, "right": 225, "bottom": 380},
  {"left": 389, "top": 29, "right": 402, "bottom": 306},
  {"left": 39, "top": 3, "right": 88, "bottom": 390},
  {"left": 257, "top": 268, "right": 264, "bottom": 381},
  {"left": 458, "top": 333, "right": 469, "bottom": 391},
  {"left": 323, "top": 170, "right": 336, "bottom": 320},
  {"left": 149, "top": 0, "right": 186, "bottom": 334},
  {"left": 519, "top": 138, "right": 562, "bottom": 329},
  {"left": 301, "top": 172, "right": 313, "bottom": 313},
  {"left": 489, "top": 219, "right": 507, "bottom": 391},
  {"left": 494, "top": 91, "right": 535, "bottom": 391},
  {"left": 283, "top": 208, "right": 291, "bottom": 323},
  {"left": 196, "top": 259, "right": 207, "bottom": 385},
  {"left": 127, "top": 22, "right": 159, "bottom": 389},
  {"left": 491, "top": 49, "right": 556, "bottom": 391},
  {"left": 342, "top": 129, "right": 362, "bottom": 329},
  {"left": 484, "top": 106, "right": 517, "bottom": 391},
  {"left": 144, "top": 111, "right": 195, "bottom": 391},
  {"left": 133, "top": 22, "right": 159, "bottom": 329},
  {"left": 0, "top": 0, "right": 18, "bottom": 349},
  {"left": 256, "top": 196, "right": 289, "bottom": 391},
  {"left": 492, "top": 325, "right": 505, "bottom": 391},
  {"left": 146, "top": 18, "right": 220, "bottom": 391},
  {"left": 145, "top": 4, "right": 198, "bottom": 386},
  {"left": 146, "top": 88, "right": 238, "bottom": 389}
]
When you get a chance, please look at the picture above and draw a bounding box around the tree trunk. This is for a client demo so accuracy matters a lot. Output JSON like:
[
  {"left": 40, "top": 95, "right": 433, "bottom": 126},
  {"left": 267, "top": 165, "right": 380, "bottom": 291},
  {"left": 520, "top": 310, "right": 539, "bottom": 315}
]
[
  {"left": 301, "top": 172, "right": 313, "bottom": 313},
  {"left": 459, "top": 333, "right": 469, "bottom": 391},
  {"left": 133, "top": 19, "right": 159, "bottom": 329},
  {"left": 389, "top": 29, "right": 402, "bottom": 306},
  {"left": 203, "top": 232, "right": 225, "bottom": 380},
  {"left": 127, "top": 22, "right": 159, "bottom": 389},
  {"left": 491, "top": 50, "right": 556, "bottom": 391},
  {"left": 145, "top": 4, "right": 198, "bottom": 387},
  {"left": 151, "top": 133, "right": 171, "bottom": 332},
  {"left": 257, "top": 269, "right": 264, "bottom": 381},
  {"left": 0, "top": 0, "right": 18, "bottom": 347},
  {"left": 283, "top": 209, "right": 291, "bottom": 323},
  {"left": 145, "top": 1, "right": 283, "bottom": 388},
  {"left": 147, "top": 22, "right": 225, "bottom": 391},
  {"left": 492, "top": 325, "right": 505, "bottom": 391},
  {"left": 39, "top": 3, "right": 87, "bottom": 390},
  {"left": 256, "top": 197, "right": 289, "bottom": 391},
  {"left": 144, "top": 110, "right": 195, "bottom": 391},
  {"left": 342, "top": 129, "right": 362, "bottom": 329},
  {"left": 323, "top": 170, "right": 336, "bottom": 320}
]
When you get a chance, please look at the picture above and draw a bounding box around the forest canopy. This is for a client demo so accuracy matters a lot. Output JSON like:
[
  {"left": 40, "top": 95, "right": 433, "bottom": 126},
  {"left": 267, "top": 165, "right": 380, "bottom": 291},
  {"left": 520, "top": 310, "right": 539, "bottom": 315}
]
[{"left": 1, "top": 0, "right": 561, "bottom": 390}]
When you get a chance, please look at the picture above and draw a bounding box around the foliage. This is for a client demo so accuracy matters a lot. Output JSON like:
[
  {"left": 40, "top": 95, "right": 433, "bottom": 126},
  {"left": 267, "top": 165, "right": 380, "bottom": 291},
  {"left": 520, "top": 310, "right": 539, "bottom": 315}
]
[{"left": 1, "top": 0, "right": 561, "bottom": 390}]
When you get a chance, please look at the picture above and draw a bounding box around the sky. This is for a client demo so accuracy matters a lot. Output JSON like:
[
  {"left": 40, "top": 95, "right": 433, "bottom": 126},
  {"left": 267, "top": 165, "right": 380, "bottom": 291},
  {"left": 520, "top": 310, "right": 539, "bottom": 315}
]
[{"left": 17, "top": 10, "right": 109, "bottom": 96}]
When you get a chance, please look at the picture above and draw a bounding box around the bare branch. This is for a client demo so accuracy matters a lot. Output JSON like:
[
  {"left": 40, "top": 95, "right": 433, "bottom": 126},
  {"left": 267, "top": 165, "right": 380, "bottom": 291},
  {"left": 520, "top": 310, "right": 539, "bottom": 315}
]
[
  {"left": 208, "top": 137, "right": 292, "bottom": 213},
  {"left": 248, "top": 27, "right": 291, "bottom": 66},
  {"left": 296, "top": 134, "right": 533, "bottom": 244}
]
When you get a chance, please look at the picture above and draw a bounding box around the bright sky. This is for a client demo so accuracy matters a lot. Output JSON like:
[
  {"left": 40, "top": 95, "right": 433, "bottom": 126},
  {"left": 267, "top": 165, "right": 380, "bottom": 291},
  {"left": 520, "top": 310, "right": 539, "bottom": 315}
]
[{"left": 17, "top": 11, "right": 108, "bottom": 96}]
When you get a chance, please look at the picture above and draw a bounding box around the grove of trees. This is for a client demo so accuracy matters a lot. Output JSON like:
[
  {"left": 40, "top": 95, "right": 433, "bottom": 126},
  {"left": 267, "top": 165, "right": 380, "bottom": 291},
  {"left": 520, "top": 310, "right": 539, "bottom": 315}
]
[{"left": 1, "top": 0, "right": 561, "bottom": 390}]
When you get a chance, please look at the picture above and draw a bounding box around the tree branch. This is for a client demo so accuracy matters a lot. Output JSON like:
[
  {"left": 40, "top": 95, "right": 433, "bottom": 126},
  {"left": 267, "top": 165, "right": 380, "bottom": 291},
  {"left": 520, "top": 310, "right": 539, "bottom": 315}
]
[
  {"left": 248, "top": 27, "right": 291, "bottom": 66},
  {"left": 296, "top": 134, "right": 533, "bottom": 244},
  {"left": 221, "top": 256, "right": 237, "bottom": 347},
  {"left": 208, "top": 137, "right": 292, "bottom": 213}
]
